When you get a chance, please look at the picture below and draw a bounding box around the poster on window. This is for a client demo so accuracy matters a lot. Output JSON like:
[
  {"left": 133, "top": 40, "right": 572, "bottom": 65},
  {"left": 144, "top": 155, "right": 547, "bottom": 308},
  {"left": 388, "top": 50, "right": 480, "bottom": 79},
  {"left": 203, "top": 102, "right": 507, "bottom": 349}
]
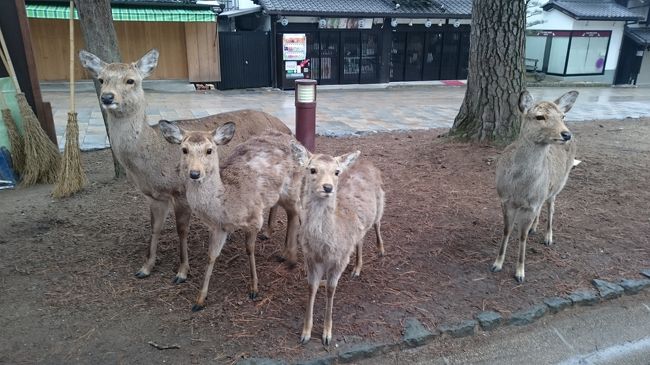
[{"left": 283, "top": 34, "right": 307, "bottom": 61}]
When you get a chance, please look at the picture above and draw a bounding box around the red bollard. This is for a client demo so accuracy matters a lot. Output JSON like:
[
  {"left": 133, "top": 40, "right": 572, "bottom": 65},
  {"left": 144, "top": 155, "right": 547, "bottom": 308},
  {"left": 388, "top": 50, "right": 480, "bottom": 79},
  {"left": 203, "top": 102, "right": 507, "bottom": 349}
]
[{"left": 294, "top": 79, "right": 317, "bottom": 152}]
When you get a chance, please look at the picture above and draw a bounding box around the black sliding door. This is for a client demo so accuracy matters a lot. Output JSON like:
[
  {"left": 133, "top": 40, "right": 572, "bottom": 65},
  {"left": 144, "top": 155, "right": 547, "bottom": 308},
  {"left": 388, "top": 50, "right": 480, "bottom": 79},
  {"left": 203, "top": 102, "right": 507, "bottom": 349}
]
[
  {"left": 360, "top": 32, "right": 380, "bottom": 83},
  {"left": 404, "top": 33, "right": 425, "bottom": 81},
  {"left": 319, "top": 32, "right": 340, "bottom": 85},
  {"left": 423, "top": 32, "right": 443, "bottom": 80},
  {"left": 341, "top": 32, "right": 360, "bottom": 83},
  {"left": 440, "top": 32, "right": 460, "bottom": 80},
  {"left": 390, "top": 32, "right": 406, "bottom": 81}
]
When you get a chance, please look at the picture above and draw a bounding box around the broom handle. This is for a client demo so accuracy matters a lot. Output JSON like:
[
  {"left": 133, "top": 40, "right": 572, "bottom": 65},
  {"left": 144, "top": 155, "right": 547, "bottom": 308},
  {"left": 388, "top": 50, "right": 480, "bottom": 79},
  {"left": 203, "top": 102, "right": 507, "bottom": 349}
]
[
  {"left": 0, "top": 27, "right": 22, "bottom": 93},
  {"left": 69, "top": 0, "right": 75, "bottom": 112}
]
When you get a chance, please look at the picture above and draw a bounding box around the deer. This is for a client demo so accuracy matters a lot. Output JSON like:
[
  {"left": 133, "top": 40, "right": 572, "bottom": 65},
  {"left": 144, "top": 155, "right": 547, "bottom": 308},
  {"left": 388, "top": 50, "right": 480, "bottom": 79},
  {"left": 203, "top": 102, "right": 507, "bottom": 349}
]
[
  {"left": 159, "top": 121, "right": 303, "bottom": 311},
  {"left": 290, "top": 142, "right": 385, "bottom": 345},
  {"left": 491, "top": 90, "right": 579, "bottom": 283},
  {"left": 79, "top": 49, "right": 293, "bottom": 284}
]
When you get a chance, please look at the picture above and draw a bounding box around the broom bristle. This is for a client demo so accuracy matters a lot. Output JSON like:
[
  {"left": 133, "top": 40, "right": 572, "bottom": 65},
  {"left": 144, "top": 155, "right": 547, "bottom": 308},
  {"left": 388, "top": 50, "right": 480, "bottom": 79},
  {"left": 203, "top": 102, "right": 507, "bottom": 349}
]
[
  {"left": 18, "top": 93, "right": 61, "bottom": 186},
  {"left": 2, "top": 108, "right": 25, "bottom": 174},
  {"left": 52, "top": 112, "right": 86, "bottom": 198}
]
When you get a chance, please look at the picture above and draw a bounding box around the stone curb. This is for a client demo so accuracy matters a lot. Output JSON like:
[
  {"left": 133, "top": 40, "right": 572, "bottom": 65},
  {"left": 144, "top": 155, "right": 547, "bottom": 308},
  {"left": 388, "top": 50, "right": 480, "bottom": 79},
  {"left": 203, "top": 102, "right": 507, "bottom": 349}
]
[{"left": 239, "top": 269, "right": 650, "bottom": 364}]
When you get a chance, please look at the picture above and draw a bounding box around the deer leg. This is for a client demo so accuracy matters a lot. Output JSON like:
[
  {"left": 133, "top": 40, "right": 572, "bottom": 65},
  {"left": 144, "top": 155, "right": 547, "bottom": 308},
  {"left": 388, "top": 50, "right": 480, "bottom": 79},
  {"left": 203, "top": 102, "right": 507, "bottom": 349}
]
[
  {"left": 192, "top": 228, "right": 227, "bottom": 312},
  {"left": 515, "top": 209, "right": 537, "bottom": 283},
  {"left": 351, "top": 242, "right": 362, "bottom": 278},
  {"left": 300, "top": 259, "right": 323, "bottom": 344},
  {"left": 322, "top": 264, "right": 345, "bottom": 346},
  {"left": 491, "top": 203, "right": 515, "bottom": 273},
  {"left": 245, "top": 228, "right": 259, "bottom": 300},
  {"left": 282, "top": 203, "right": 300, "bottom": 268},
  {"left": 136, "top": 198, "right": 170, "bottom": 278},
  {"left": 260, "top": 205, "right": 278, "bottom": 241},
  {"left": 529, "top": 206, "right": 542, "bottom": 235},
  {"left": 544, "top": 199, "right": 555, "bottom": 246},
  {"left": 374, "top": 223, "right": 385, "bottom": 257},
  {"left": 172, "top": 199, "right": 191, "bottom": 284}
]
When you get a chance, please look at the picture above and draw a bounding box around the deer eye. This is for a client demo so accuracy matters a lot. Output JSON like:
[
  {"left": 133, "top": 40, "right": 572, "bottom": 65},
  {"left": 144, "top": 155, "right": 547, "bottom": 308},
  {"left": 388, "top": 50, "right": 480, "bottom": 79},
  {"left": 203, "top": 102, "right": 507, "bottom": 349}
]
[
  {"left": 535, "top": 115, "right": 545, "bottom": 121},
  {"left": 98, "top": 78, "right": 104, "bottom": 84},
  {"left": 182, "top": 148, "right": 188, "bottom": 154},
  {"left": 126, "top": 79, "right": 135, "bottom": 85},
  {"left": 206, "top": 148, "right": 212, "bottom": 155},
  {"left": 310, "top": 168, "right": 317, "bottom": 174},
  {"left": 334, "top": 170, "right": 340, "bottom": 176}
]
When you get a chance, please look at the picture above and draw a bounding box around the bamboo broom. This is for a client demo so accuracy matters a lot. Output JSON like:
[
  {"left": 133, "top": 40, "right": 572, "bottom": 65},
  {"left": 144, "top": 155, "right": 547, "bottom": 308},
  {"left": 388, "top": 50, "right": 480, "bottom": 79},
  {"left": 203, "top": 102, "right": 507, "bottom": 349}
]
[
  {"left": 53, "top": 0, "right": 86, "bottom": 198},
  {"left": 0, "top": 26, "right": 60, "bottom": 185}
]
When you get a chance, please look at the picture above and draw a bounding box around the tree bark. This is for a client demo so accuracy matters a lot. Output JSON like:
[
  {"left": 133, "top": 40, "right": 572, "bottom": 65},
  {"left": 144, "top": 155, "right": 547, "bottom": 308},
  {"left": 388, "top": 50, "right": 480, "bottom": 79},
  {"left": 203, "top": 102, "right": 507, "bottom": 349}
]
[
  {"left": 450, "top": 0, "right": 527, "bottom": 144},
  {"left": 74, "top": 0, "right": 125, "bottom": 178}
]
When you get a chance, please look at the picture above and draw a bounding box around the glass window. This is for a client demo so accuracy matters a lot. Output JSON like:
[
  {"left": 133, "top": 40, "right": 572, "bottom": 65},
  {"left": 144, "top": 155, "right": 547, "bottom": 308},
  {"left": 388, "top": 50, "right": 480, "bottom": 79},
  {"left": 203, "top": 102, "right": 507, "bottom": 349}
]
[
  {"left": 525, "top": 35, "right": 548, "bottom": 70},
  {"left": 565, "top": 31, "right": 610, "bottom": 75},
  {"left": 546, "top": 35, "right": 570, "bottom": 74}
]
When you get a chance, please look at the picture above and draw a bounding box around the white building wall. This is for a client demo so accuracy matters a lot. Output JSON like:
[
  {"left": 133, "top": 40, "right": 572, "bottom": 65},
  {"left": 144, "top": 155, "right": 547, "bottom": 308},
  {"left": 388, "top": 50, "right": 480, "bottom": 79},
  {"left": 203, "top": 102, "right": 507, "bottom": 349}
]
[{"left": 638, "top": 48, "right": 650, "bottom": 85}]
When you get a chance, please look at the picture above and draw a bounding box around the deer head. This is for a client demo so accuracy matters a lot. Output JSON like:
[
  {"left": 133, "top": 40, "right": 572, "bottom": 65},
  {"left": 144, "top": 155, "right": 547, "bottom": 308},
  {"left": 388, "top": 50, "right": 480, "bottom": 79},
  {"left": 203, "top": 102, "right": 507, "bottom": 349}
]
[
  {"left": 291, "top": 142, "right": 359, "bottom": 198},
  {"left": 79, "top": 49, "right": 159, "bottom": 116},
  {"left": 518, "top": 90, "right": 578, "bottom": 145},
  {"left": 159, "top": 120, "right": 236, "bottom": 182}
]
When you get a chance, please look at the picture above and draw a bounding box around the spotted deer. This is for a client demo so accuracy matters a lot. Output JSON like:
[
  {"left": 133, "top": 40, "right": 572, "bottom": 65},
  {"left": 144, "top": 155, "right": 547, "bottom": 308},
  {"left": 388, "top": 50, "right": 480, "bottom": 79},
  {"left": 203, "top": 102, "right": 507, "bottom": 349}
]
[
  {"left": 159, "top": 122, "right": 302, "bottom": 311},
  {"left": 79, "top": 49, "right": 292, "bottom": 284},
  {"left": 491, "top": 90, "right": 578, "bottom": 283},
  {"left": 291, "top": 143, "right": 385, "bottom": 345}
]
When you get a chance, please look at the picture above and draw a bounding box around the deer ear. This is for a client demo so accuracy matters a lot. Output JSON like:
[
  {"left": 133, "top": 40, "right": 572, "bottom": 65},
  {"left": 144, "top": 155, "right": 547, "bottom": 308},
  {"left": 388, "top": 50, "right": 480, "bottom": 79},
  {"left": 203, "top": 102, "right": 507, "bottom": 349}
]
[
  {"left": 336, "top": 151, "right": 360, "bottom": 172},
  {"left": 79, "top": 50, "right": 107, "bottom": 78},
  {"left": 290, "top": 141, "right": 310, "bottom": 167},
  {"left": 554, "top": 90, "right": 579, "bottom": 113},
  {"left": 213, "top": 122, "right": 236, "bottom": 145},
  {"left": 519, "top": 90, "right": 534, "bottom": 113},
  {"left": 159, "top": 120, "right": 184, "bottom": 144},
  {"left": 135, "top": 49, "right": 159, "bottom": 78}
]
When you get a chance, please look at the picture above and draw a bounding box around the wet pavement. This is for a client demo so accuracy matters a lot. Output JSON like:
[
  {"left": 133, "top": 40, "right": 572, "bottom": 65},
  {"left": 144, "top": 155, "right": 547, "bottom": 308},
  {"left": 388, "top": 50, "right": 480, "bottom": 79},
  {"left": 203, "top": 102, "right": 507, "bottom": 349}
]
[{"left": 42, "top": 83, "right": 650, "bottom": 151}]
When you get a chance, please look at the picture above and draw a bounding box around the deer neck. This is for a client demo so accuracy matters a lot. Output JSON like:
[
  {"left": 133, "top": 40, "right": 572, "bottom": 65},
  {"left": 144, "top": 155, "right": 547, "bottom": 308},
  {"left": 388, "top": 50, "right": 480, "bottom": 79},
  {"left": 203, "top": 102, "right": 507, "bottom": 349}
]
[
  {"left": 185, "top": 170, "right": 227, "bottom": 221},
  {"left": 303, "top": 194, "right": 338, "bottom": 237},
  {"left": 515, "top": 135, "right": 551, "bottom": 170},
  {"left": 106, "top": 107, "right": 150, "bottom": 153}
]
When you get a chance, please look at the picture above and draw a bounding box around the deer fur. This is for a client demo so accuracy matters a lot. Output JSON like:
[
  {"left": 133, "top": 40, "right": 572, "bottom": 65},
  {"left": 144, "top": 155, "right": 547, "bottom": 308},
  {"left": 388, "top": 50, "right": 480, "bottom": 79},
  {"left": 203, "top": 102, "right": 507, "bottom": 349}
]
[
  {"left": 492, "top": 90, "right": 578, "bottom": 283},
  {"left": 79, "top": 49, "right": 291, "bottom": 284},
  {"left": 159, "top": 122, "right": 302, "bottom": 311},
  {"left": 291, "top": 143, "right": 385, "bottom": 345}
]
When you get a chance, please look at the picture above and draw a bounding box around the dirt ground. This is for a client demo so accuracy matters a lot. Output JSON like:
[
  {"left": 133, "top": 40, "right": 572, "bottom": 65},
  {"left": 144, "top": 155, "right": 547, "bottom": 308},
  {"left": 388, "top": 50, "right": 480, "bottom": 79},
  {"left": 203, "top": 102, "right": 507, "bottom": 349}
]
[{"left": 1, "top": 118, "right": 649, "bottom": 364}]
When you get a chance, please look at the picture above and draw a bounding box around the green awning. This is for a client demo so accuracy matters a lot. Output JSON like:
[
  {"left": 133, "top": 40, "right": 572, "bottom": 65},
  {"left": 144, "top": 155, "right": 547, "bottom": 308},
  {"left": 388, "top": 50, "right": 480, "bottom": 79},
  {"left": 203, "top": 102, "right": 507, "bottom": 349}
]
[{"left": 26, "top": 4, "right": 216, "bottom": 22}]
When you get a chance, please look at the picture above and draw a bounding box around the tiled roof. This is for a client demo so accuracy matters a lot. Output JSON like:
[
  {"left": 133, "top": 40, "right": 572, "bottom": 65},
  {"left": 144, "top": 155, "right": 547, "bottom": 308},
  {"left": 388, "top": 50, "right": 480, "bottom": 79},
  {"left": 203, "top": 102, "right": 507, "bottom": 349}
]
[
  {"left": 255, "top": 0, "right": 471, "bottom": 18},
  {"left": 542, "top": 0, "right": 643, "bottom": 21},
  {"left": 626, "top": 26, "right": 650, "bottom": 46}
]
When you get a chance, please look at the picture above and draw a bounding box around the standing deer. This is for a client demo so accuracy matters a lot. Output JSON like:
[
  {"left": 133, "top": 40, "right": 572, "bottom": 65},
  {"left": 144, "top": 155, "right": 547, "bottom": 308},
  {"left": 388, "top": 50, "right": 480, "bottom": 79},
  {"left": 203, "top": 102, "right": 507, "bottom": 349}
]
[
  {"left": 491, "top": 90, "right": 578, "bottom": 283},
  {"left": 79, "top": 49, "right": 292, "bottom": 284},
  {"left": 159, "top": 122, "right": 302, "bottom": 311},
  {"left": 291, "top": 143, "right": 385, "bottom": 345}
]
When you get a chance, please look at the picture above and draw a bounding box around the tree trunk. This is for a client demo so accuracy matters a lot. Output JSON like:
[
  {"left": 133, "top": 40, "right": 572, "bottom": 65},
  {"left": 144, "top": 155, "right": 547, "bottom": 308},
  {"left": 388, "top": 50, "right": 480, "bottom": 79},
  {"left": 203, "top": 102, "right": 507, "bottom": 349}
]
[
  {"left": 74, "top": 0, "right": 125, "bottom": 178},
  {"left": 450, "top": 0, "right": 527, "bottom": 144}
]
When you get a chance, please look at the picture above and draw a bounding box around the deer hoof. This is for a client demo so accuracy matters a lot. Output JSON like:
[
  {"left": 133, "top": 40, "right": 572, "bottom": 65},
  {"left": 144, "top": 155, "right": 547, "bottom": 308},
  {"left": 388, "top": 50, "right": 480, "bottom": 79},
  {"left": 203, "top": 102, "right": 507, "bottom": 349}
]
[
  {"left": 172, "top": 275, "right": 186, "bottom": 284},
  {"left": 258, "top": 232, "right": 270, "bottom": 241},
  {"left": 322, "top": 334, "right": 331, "bottom": 346},
  {"left": 515, "top": 275, "right": 525, "bottom": 283},
  {"left": 544, "top": 239, "right": 553, "bottom": 246},
  {"left": 134, "top": 270, "right": 150, "bottom": 279},
  {"left": 529, "top": 228, "right": 537, "bottom": 235},
  {"left": 490, "top": 264, "right": 502, "bottom": 273},
  {"left": 191, "top": 303, "right": 205, "bottom": 312},
  {"left": 299, "top": 335, "right": 311, "bottom": 345},
  {"left": 249, "top": 291, "right": 259, "bottom": 300},
  {"left": 351, "top": 271, "right": 360, "bottom": 279}
]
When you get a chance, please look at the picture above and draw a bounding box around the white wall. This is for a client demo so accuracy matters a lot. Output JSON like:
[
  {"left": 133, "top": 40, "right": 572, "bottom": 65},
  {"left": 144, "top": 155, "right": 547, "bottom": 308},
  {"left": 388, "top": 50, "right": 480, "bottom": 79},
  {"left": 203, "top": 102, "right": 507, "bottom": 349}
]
[
  {"left": 638, "top": 48, "right": 650, "bottom": 85},
  {"left": 238, "top": 0, "right": 257, "bottom": 9}
]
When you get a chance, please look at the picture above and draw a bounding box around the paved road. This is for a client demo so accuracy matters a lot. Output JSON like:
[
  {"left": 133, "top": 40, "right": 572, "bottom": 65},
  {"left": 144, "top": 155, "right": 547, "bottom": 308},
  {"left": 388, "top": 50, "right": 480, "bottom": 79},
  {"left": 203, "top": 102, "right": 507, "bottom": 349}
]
[
  {"left": 42, "top": 83, "right": 650, "bottom": 150},
  {"left": 357, "top": 292, "right": 650, "bottom": 365}
]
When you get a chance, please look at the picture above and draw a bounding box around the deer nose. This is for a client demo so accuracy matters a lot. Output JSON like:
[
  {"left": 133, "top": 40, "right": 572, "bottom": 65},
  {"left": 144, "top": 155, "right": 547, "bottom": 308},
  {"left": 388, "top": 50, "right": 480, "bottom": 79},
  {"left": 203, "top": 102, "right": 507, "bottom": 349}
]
[
  {"left": 101, "top": 93, "right": 114, "bottom": 105},
  {"left": 323, "top": 184, "right": 333, "bottom": 193},
  {"left": 189, "top": 170, "right": 201, "bottom": 180},
  {"left": 560, "top": 131, "right": 572, "bottom": 141}
]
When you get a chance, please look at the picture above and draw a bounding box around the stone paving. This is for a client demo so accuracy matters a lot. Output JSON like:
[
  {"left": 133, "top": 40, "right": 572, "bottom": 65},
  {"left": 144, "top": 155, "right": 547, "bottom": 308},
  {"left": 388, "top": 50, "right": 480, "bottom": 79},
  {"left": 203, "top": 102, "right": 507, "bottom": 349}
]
[{"left": 42, "top": 84, "right": 650, "bottom": 151}]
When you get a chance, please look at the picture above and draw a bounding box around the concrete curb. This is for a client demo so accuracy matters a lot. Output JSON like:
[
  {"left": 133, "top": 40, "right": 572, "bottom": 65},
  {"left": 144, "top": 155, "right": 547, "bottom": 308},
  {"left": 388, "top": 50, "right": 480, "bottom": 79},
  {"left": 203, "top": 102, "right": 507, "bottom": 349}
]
[{"left": 237, "top": 269, "right": 650, "bottom": 364}]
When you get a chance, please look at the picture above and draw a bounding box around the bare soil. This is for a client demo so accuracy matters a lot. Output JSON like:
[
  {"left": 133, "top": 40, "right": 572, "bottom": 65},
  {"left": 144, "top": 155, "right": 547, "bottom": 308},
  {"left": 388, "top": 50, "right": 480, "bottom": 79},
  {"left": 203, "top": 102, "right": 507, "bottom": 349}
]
[{"left": 1, "top": 118, "right": 649, "bottom": 364}]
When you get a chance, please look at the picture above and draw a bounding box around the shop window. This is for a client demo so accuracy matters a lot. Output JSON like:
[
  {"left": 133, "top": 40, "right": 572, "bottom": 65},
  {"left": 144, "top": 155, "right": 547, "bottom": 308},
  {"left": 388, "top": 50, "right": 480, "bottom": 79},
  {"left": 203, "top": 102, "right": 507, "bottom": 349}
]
[
  {"left": 547, "top": 35, "right": 570, "bottom": 74},
  {"left": 525, "top": 35, "right": 548, "bottom": 70},
  {"left": 566, "top": 32, "right": 610, "bottom": 75}
]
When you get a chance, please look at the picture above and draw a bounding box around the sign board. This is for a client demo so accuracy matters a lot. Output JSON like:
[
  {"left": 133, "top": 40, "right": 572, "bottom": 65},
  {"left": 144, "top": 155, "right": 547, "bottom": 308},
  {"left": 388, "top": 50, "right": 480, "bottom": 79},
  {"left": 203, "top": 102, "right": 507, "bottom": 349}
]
[
  {"left": 319, "top": 18, "right": 373, "bottom": 29},
  {"left": 283, "top": 33, "right": 306, "bottom": 61}
]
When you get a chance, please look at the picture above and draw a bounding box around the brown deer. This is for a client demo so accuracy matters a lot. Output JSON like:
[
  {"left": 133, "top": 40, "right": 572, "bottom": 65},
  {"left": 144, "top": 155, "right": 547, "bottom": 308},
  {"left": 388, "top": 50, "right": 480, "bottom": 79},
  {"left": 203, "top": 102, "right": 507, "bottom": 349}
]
[
  {"left": 492, "top": 90, "right": 578, "bottom": 283},
  {"left": 159, "top": 122, "right": 302, "bottom": 311},
  {"left": 291, "top": 143, "right": 385, "bottom": 345},
  {"left": 79, "top": 49, "right": 292, "bottom": 284}
]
